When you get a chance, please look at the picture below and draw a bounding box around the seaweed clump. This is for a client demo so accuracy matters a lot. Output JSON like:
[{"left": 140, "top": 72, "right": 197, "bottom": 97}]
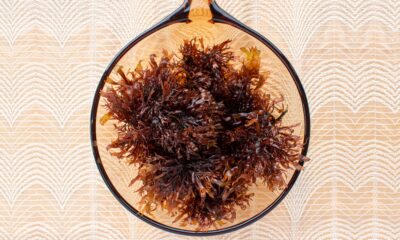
[{"left": 100, "top": 39, "right": 307, "bottom": 229}]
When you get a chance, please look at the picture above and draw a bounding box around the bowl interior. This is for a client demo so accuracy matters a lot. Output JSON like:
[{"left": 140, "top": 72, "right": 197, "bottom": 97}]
[{"left": 92, "top": 20, "right": 308, "bottom": 234}]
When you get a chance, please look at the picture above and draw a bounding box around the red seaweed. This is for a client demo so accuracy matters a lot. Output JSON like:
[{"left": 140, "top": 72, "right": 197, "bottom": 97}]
[{"left": 100, "top": 39, "right": 307, "bottom": 229}]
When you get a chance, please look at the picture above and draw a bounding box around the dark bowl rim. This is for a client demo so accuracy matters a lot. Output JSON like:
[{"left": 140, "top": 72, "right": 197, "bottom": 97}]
[{"left": 90, "top": 4, "right": 310, "bottom": 237}]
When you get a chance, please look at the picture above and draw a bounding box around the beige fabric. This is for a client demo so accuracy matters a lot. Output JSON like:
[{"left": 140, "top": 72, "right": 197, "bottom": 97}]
[{"left": 0, "top": 0, "right": 399, "bottom": 239}]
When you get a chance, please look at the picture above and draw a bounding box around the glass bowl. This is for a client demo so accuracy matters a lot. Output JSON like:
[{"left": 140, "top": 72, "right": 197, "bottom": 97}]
[{"left": 90, "top": 0, "right": 310, "bottom": 236}]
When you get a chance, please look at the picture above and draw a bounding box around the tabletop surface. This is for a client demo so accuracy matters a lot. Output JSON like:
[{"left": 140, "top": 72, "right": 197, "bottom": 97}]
[{"left": 0, "top": 0, "right": 399, "bottom": 239}]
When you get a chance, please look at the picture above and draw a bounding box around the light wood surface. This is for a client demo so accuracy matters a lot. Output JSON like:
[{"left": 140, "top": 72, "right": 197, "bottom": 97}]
[{"left": 0, "top": 0, "right": 399, "bottom": 239}]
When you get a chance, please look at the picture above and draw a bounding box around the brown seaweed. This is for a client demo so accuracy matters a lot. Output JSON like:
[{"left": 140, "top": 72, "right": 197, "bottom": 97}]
[{"left": 100, "top": 39, "right": 307, "bottom": 229}]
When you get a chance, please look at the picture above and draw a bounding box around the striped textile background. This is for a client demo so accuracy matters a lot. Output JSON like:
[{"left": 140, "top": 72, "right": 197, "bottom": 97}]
[{"left": 0, "top": 0, "right": 399, "bottom": 239}]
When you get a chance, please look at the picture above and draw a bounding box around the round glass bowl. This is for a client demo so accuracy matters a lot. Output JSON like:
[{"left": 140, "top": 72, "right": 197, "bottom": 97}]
[{"left": 90, "top": 0, "right": 310, "bottom": 236}]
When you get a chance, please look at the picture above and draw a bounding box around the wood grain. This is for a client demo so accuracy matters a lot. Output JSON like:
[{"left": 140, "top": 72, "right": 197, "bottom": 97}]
[{"left": 0, "top": 0, "right": 399, "bottom": 239}]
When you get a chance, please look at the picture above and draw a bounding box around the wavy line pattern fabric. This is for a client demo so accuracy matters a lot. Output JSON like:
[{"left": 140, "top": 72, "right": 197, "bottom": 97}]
[{"left": 0, "top": 0, "right": 399, "bottom": 239}]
